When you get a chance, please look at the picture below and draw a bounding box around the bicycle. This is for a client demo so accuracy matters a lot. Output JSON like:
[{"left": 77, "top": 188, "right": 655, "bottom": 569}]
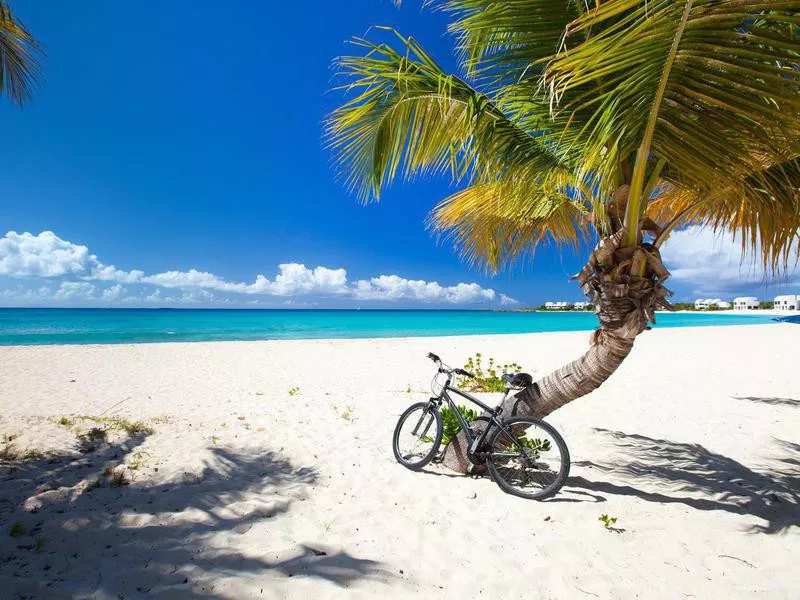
[{"left": 392, "top": 352, "right": 570, "bottom": 500}]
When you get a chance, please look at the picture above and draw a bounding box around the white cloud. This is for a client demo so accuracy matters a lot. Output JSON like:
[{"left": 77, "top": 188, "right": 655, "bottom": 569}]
[
  {"left": 266, "top": 263, "right": 348, "bottom": 296},
  {"left": 500, "top": 294, "right": 518, "bottom": 306},
  {"left": 143, "top": 269, "right": 230, "bottom": 290},
  {"left": 93, "top": 264, "right": 143, "bottom": 283},
  {"left": 353, "top": 275, "right": 500, "bottom": 304},
  {"left": 54, "top": 281, "right": 96, "bottom": 299},
  {"left": 662, "top": 225, "right": 800, "bottom": 295},
  {"left": 0, "top": 285, "right": 53, "bottom": 302},
  {"left": 141, "top": 263, "right": 349, "bottom": 296},
  {"left": 0, "top": 231, "right": 139, "bottom": 283},
  {"left": 101, "top": 284, "right": 127, "bottom": 301},
  {"left": 0, "top": 231, "right": 94, "bottom": 278},
  {"left": 0, "top": 230, "right": 512, "bottom": 306}
]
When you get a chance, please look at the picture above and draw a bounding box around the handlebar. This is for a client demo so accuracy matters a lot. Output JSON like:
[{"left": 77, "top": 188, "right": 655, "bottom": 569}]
[{"left": 426, "top": 352, "right": 474, "bottom": 378}]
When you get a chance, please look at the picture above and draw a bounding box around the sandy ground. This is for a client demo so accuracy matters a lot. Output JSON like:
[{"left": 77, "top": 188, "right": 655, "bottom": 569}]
[{"left": 0, "top": 324, "right": 798, "bottom": 599}]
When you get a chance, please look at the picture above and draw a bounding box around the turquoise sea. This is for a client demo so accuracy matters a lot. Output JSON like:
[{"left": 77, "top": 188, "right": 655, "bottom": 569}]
[{"left": 0, "top": 308, "right": 788, "bottom": 346}]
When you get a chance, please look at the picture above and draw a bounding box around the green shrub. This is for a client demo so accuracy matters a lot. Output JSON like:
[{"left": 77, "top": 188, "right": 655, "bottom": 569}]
[
  {"left": 438, "top": 405, "right": 552, "bottom": 458},
  {"left": 513, "top": 432, "right": 551, "bottom": 460},
  {"left": 9, "top": 521, "right": 26, "bottom": 537},
  {"left": 456, "top": 353, "right": 522, "bottom": 392},
  {"left": 439, "top": 405, "right": 479, "bottom": 446},
  {"left": 73, "top": 416, "right": 154, "bottom": 436}
]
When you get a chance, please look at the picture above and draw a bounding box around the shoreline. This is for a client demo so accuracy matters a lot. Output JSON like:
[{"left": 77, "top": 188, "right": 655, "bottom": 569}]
[
  {"left": 0, "top": 318, "right": 793, "bottom": 349},
  {"left": 1, "top": 309, "right": 792, "bottom": 348}
]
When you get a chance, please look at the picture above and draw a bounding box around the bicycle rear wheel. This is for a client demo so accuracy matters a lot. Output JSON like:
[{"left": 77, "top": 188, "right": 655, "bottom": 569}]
[
  {"left": 392, "top": 402, "right": 442, "bottom": 470},
  {"left": 485, "top": 417, "right": 570, "bottom": 500}
]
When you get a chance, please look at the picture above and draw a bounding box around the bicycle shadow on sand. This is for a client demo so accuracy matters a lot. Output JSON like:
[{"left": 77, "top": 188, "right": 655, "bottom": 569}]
[
  {"left": 565, "top": 428, "right": 799, "bottom": 534},
  {"left": 415, "top": 463, "right": 607, "bottom": 504},
  {"left": 0, "top": 430, "right": 390, "bottom": 598}
]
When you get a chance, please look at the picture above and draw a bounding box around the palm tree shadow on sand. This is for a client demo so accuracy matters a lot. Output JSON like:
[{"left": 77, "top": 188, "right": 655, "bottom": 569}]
[
  {"left": 0, "top": 431, "right": 389, "bottom": 598},
  {"left": 733, "top": 395, "right": 799, "bottom": 408},
  {"left": 564, "top": 429, "right": 799, "bottom": 534}
]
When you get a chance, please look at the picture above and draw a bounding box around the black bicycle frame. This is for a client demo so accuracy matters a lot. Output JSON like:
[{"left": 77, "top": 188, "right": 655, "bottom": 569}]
[{"left": 432, "top": 373, "right": 517, "bottom": 462}]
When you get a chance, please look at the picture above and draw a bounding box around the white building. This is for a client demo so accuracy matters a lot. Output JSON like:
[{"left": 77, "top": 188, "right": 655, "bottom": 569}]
[
  {"left": 544, "top": 301, "right": 572, "bottom": 310},
  {"left": 695, "top": 298, "right": 710, "bottom": 310},
  {"left": 774, "top": 294, "right": 800, "bottom": 311},
  {"left": 574, "top": 301, "right": 593, "bottom": 310},
  {"left": 694, "top": 298, "right": 730, "bottom": 310},
  {"left": 733, "top": 297, "right": 759, "bottom": 310}
]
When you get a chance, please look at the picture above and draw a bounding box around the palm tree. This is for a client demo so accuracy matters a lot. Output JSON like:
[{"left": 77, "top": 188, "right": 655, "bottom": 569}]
[
  {"left": 0, "top": 0, "right": 41, "bottom": 105},
  {"left": 327, "top": 1, "right": 800, "bottom": 472}
]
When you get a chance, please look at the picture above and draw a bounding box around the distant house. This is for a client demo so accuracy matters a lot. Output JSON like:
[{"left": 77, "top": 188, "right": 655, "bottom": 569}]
[
  {"left": 574, "top": 301, "right": 593, "bottom": 310},
  {"left": 694, "top": 298, "right": 729, "bottom": 310},
  {"left": 544, "top": 301, "right": 572, "bottom": 310},
  {"left": 733, "top": 297, "right": 759, "bottom": 310},
  {"left": 774, "top": 294, "right": 800, "bottom": 311},
  {"left": 694, "top": 298, "right": 711, "bottom": 310}
]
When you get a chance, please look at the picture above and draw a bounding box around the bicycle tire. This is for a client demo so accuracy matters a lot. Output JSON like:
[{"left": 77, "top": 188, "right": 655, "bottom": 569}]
[
  {"left": 392, "top": 402, "right": 442, "bottom": 470},
  {"left": 485, "top": 417, "right": 570, "bottom": 500}
]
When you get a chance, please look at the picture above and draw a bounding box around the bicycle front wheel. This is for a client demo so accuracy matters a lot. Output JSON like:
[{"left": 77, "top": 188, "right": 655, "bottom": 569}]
[
  {"left": 486, "top": 417, "right": 570, "bottom": 500},
  {"left": 392, "top": 402, "right": 442, "bottom": 470}
]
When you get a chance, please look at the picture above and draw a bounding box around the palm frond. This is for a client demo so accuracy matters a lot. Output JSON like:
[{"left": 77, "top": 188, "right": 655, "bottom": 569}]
[
  {"left": 543, "top": 1, "right": 800, "bottom": 216},
  {"left": 434, "top": 0, "right": 579, "bottom": 83},
  {"left": 429, "top": 178, "right": 591, "bottom": 272},
  {"left": 326, "top": 29, "right": 568, "bottom": 202},
  {"left": 650, "top": 157, "right": 800, "bottom": 271},
  {"left": 0, "top": 0, "right": 42, "bottom": 105}
]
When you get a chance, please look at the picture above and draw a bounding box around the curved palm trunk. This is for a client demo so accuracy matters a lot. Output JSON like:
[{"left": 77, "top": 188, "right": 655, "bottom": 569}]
[{"left": 441, "top": 227, "right": 672, "bottom": 473}]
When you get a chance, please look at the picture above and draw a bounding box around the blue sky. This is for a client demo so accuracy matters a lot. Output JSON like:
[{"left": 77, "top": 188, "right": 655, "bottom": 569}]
[{"left": 0, "top": 1, "right": 797, "bottom": 308}]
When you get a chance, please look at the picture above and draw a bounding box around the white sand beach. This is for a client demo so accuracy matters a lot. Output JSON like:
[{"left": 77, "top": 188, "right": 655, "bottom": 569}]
[{"left": 1, "top": 324, "right": 798, "bottom": 599}]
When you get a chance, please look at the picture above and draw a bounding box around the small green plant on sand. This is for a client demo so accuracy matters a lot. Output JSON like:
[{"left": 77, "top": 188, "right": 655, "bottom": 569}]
[
  {"left": 405, "top": 385, "right": 412, "bottom": 394},
  {"left": 211, "top": 434, "right": 220, "bottom": 445},
  {"left": 9, "top": 521, "right": 26, "bottom": 537},
  {"left": 457, "top": 353, "right": 522, "bottom": 392},
  {"left": 288, "top": 387, "right": 300, "bottom": 397},
  {"left": 127, "top": 449, "right": 154, "bottom": 471},
  {"left": 0, "top": 444, "right": 19, "bottom": 461},
  {"left": 61, "top": 415, "right": 155, "bottom": 437},
  {"left": 331, "top": 404, "right": 354, "bottom": 421},
  {"left": 599, "top": 514, "right": 618, "bottom": 530}
]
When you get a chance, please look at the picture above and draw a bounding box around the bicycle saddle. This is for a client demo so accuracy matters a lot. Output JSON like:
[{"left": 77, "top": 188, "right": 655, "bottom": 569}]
[{"left": 501, "top": 373, "right": 533, "bottom": 388}]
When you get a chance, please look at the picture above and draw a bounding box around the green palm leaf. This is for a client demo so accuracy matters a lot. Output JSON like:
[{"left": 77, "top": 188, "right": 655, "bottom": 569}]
[
  {"left": 326, "top": 29, "right": 570, "bottom": 203},
  {"left": 429, "top": 179, "right": 591, "bottom": 272},
  {"left": 543, "top": 1, "right": 800, "bottom": 241},
  {"left": 0, "top": 0, "right": 42, "bottom": 106}
]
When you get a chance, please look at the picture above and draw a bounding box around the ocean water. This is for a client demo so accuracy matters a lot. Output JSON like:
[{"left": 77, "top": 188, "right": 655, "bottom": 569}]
[{"left": 0, "top": 308, "right": 785, "bottom": 346}]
